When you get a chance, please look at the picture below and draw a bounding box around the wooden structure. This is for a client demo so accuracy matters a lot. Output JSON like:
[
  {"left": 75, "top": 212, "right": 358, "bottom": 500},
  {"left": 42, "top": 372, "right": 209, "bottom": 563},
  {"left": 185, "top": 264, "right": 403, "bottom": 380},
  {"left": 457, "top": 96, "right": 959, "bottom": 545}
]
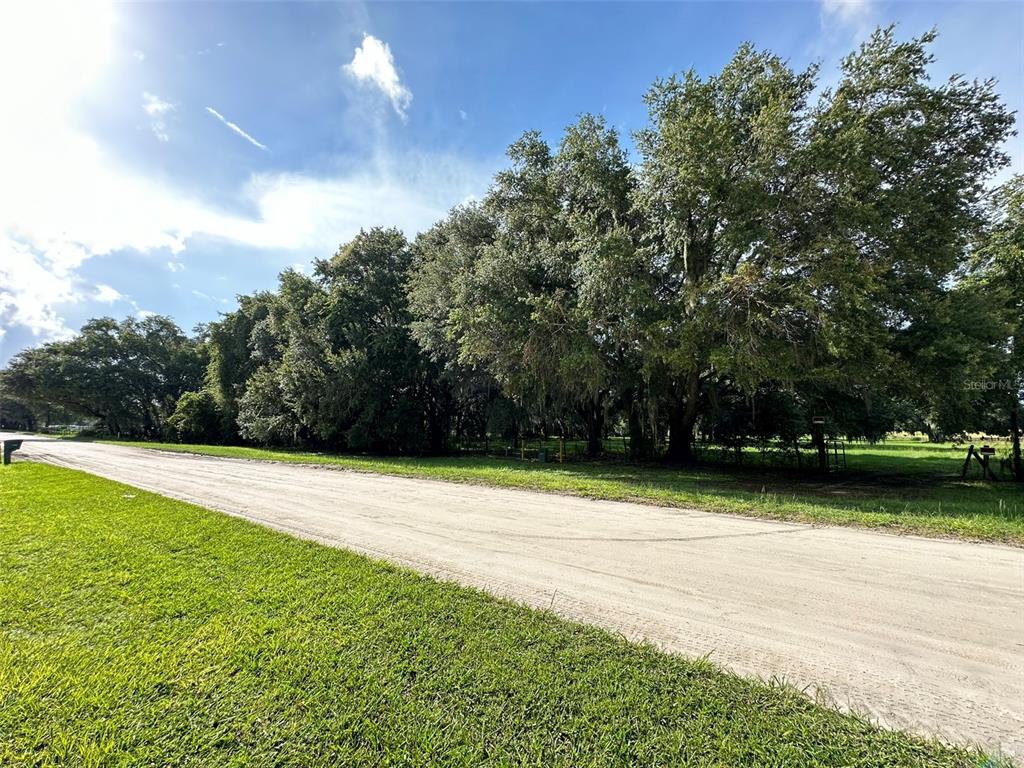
[{"left": 960, "top": 444, "right": 998, "bottom": 481}]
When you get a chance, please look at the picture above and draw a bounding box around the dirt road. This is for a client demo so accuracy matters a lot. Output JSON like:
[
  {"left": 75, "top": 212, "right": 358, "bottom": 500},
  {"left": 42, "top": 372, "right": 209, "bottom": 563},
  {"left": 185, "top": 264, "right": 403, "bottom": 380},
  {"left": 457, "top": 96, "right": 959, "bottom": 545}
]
[{"left": 5, "top": 434, "right": 1023, "bottom": 758}]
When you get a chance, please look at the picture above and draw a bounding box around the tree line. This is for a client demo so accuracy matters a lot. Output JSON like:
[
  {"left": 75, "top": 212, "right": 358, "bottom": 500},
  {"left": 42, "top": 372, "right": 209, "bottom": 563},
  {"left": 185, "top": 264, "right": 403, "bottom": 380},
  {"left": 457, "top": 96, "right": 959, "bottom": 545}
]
[{"left": 2, "top": 29, "right": 1021, "bottom": 478}]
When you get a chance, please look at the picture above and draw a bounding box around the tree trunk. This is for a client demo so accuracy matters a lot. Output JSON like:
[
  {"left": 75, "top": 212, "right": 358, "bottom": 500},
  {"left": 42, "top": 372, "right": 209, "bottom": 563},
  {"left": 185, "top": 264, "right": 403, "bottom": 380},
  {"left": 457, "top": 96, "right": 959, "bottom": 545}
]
[
  {"left": 1011, "top": 398, "right": 1023, "bottom": 482},
  {"left": 666, "top": 370, "right": 700, "bottom": 464},
  {"left": 627, "top": 401, "right": 649, "bottom": 460},
  {"left": 425, "top": 387, "right": 450, "bottom": 455},
  {"left": 585, "top": 392, "right": 605, "bottom": 458},
  {"left": 427, "top": 410, "right": 447, "bottom": 455},
  {"left": 622, "top": 385, "right": 653, "bottom": 460}
]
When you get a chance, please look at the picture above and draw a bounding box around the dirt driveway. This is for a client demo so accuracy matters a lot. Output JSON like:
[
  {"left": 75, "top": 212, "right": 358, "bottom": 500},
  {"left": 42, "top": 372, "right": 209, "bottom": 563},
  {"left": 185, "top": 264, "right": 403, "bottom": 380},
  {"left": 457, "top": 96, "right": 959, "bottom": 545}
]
[{"left": 5, "top": 434, "right": 1023, "bottom": 759}]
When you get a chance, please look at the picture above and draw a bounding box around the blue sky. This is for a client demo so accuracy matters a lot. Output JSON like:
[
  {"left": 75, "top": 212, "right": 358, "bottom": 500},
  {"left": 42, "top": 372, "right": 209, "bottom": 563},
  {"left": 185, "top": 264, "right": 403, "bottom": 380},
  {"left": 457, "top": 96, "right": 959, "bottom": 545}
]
[{"left": 1, "top": 0, "right": 1021, "bottom": 364}]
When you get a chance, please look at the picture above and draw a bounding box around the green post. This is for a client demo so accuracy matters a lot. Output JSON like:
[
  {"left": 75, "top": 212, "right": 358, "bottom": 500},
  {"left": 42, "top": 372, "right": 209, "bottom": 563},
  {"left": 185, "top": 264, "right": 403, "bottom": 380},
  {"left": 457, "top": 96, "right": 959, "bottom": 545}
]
[{"left": 2, "top": 440, "right": 23, "bottom": 466}]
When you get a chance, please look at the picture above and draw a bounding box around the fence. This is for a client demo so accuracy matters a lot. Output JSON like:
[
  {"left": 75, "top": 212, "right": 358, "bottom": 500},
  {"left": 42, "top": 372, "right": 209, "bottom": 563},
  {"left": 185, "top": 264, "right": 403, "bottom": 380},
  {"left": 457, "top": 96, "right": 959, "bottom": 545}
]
[
  {"left": 452, "top": 435, "right": 848, "bottom": 471},
  {"left": 695, "top": 438, "right": 846, "bottom": 471},
  {"left": 35, "top": 424, "right": 86, "bottom": 437}
]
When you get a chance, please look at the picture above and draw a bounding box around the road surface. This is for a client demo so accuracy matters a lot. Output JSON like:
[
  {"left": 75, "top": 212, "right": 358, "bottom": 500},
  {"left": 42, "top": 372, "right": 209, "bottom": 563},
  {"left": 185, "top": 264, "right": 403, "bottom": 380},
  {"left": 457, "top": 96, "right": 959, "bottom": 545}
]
[{"left": 4, "top": 433, "right": 1023, "bottom": 759}]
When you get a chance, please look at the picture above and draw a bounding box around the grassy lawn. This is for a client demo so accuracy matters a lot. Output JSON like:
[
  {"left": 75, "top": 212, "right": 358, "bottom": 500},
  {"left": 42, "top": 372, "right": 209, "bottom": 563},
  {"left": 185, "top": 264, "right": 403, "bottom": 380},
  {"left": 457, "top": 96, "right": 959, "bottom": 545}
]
[
  {"left": 97, "top": 438, "right": 1024, "bottom": 545},
  {"left": 0, "top": 463, "right": 995, "bottom": 767}
]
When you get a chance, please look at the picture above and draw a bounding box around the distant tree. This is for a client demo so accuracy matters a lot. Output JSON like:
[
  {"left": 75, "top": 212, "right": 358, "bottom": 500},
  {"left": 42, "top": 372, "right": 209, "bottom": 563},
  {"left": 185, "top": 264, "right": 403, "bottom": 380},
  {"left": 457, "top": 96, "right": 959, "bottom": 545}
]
[
  {"left": 892, "top": 281, "right": 1006, "bottom": 442},
  {"left": 167, "top": 390, "right": 224, "bottom": 443},
  {"left": 427, "top": 119, "right": 640, "bottom": 456},
  {"left": 0, "top": 396, "right": 37, "bottom": 431},
  {"left": 553, "top": 115, "right": 650, "bottom": 456},
  {"left": 409, "top": 205, "right": 495, "bottom": 363},
  {"left": 634, "top": 28, "right": 1014, "bottom": 462},
  {"left": 971, "top": 176, "right": 1023, "bottom": 479},
  {"left": 0, "top": 316, "right": 203, "bottom": 437},
  {"left": 635, "top": 44, "right": 820, "bottom": 461},
  {"left": 237, "top": 365, "right": 302, "bottom": 445},
  {"left": 810, "top": 28, "right": 1014, "bottom": 418},
  {"left": 452, "top": 132, "right": 587, "bottom": 446},
  {"left": 0, "top": 346, "right": 67, "bottom": 427},
  {"left": 205, "top": 292, "right": 280, "bottom": 438},
  {"left": 409, "top": 204, "right": 502, "bottom": 447},
  {"left": 285, "top": 228, "right": 448, "bottom": 453}
]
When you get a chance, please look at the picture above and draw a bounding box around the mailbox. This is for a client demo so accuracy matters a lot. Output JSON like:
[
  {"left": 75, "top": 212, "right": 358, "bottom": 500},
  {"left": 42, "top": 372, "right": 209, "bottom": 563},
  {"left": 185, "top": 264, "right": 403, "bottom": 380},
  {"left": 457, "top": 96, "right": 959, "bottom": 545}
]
[{"left": 2, "top": 440, "right": 23, "bottom": 465}]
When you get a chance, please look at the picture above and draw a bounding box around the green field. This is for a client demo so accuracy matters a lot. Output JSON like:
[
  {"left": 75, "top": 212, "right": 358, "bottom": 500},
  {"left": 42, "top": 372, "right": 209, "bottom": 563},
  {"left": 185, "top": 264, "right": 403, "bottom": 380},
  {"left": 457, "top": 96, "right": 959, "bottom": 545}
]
[
  {"left": 0, "top": 463, "right": 995, "bottom": 767},
  {"left": 98, "top": 438, "right": 1024, "bottom": 545}
]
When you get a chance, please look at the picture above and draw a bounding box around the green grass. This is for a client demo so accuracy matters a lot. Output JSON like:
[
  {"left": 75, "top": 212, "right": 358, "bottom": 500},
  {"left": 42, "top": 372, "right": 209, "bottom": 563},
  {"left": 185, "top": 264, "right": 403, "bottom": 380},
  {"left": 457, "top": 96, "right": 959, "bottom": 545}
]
[
  {"left": 844, "top": 439, "right": 1014, "bottom": 476},
  {"left": 0, "top": 463, "right": 995, "bottom": 767},
  {"left": 98, "top": 438, "right": 1024, "bottom": 545}
]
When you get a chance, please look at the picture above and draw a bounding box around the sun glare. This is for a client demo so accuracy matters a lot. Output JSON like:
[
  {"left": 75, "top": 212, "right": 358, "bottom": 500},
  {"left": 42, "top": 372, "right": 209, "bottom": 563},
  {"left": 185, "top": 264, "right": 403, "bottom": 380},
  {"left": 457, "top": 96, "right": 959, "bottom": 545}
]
[{"left": 0, "top": 0, "right": 114, "bottom": 115}]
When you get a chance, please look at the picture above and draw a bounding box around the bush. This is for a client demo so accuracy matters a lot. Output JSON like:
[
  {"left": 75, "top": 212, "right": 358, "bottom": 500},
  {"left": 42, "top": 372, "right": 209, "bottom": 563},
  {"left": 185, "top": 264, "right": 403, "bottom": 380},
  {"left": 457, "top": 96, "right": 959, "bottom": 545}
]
[{"left": 167, "top": 390, "right": 223, "bottom": 443}]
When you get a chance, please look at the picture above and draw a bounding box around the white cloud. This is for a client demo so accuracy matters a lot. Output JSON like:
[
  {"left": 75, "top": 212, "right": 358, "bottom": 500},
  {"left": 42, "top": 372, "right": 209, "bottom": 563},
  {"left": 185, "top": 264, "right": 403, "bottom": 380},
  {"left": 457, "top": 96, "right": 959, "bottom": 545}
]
[
  {"left": 93, "top": 283, "right": 123, "bottom": 303},
  {"left": 205, "top": 107, "right": 268, "bottom": 151},
  {"left": 459, "top": 109, "right": 468, "bottom": 121},
  {"left": 223, "top": 169, "right": 457, "bottom": 251},
  {"left": 142, "top": 92, "right": 174, "bottom": 142},
  {"left": 132, "top": 49, "right": 145, "bottom": 61},
  {"left": 0, "top": 236, "right": 80, "bottom": 339},
  {"left": 189, "top": 289, "right": 231, "bottom": 306},
  {"left": 0, "top": 137, "right": 490, "bottom": 345},
  {"left": 820, "top": 0, "right": 873, "bottom": 26},
  {"left": 343, "top": 34, "right": 412, "bottom": 119},
  {"left": 142, "top": 92, "right": 173, "bottom": 116}
]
